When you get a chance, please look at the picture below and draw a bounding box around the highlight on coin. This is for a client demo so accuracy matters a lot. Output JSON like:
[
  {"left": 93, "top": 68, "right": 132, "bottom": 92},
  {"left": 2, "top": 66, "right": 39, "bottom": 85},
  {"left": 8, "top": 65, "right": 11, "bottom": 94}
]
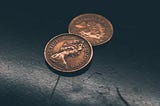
[
  {"left": 44, "top": 33, "right": 93, "bottom": 72},
  {"left": 68, "top": 13, "right": 113, "bottom": 46}
]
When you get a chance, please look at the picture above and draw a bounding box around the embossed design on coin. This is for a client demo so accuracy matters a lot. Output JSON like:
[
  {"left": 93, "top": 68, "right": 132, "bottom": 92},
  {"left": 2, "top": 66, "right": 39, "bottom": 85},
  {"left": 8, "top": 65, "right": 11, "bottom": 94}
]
[
  {"left": 44, "top": 33, "right": 93, "bottom": 72},
  {"left": 50, "top": 40, "right": 84, "bottom": 68},
  {"left": 68, "top": 13, "right": 113, "bottom": 46},
  {"left": 75, "top": 22, "right": 105, "bottom": 39}
]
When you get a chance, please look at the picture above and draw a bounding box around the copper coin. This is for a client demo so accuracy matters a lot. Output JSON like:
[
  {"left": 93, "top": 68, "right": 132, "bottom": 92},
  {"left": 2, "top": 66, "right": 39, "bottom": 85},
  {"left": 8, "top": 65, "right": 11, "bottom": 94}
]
[
  {"left": 44, "top": 33, "right": 93, "bottom": 72},
  {"left": 68, "top": 13, "right": 113, "bottom": 46}
]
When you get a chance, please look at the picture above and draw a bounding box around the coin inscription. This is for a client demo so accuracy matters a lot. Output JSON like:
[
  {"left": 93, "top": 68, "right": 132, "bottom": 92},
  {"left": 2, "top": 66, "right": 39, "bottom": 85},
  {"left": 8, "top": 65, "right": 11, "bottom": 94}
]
[
  {"left": 68, "top": 13, "right": 113, "bottom": 46},
  {"left": 44, "top": 33, "right": 93, "bottom": 72}
]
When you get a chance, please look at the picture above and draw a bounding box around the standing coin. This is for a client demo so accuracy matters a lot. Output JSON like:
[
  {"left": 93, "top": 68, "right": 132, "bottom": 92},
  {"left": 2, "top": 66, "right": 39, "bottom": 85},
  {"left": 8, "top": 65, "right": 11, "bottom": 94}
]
[
  {"left": 44, "top": 33, "right": 93, "bottom": 72},
  {"left": 68, "top": 13, "right": 113, "bottom": 46}
]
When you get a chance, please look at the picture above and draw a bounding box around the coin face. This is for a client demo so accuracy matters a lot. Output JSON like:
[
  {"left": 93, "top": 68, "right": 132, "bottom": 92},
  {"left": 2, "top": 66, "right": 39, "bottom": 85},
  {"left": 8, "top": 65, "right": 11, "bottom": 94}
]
[
  {"left": 68, "top": 13, "right": 113, "bottom": 46},
  {"left": 44, "top": 33, "right": 93, "bottom": 72}
]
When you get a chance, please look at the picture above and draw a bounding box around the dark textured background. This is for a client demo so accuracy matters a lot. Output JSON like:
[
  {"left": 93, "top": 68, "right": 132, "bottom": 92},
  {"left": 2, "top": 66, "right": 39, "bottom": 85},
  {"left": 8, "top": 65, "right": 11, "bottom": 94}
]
[{"left": 0, "top": 1, "right": 160, "bottom": 106}]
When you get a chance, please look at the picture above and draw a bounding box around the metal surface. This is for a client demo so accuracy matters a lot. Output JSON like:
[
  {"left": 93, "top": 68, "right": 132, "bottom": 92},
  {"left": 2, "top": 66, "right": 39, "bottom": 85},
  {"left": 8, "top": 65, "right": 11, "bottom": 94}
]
[
  {"left": 44, "top": 33, "right": 93, "bottom": 72},
  {"left": 68, "top": 13, "right": 113, "bottom": 46}
]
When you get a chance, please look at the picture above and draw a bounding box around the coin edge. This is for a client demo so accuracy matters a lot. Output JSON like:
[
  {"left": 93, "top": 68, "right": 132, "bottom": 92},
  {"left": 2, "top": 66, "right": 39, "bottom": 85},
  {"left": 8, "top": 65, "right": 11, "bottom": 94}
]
[
  {"left": 44, "top": 33, "right": 93, "bottom": 72},
  {"left": 68, "top": 13, "right": 114, "bottom": 46}
]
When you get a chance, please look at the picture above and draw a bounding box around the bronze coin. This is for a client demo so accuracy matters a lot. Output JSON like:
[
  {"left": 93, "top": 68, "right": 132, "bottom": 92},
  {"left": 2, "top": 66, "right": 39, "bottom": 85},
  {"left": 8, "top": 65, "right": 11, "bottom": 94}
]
[
  {"left": 44, "top": 33, "right": 93, "bottom": 72},
  {"left": 68, "top": 13, "right": 113, "bottom": 46}
]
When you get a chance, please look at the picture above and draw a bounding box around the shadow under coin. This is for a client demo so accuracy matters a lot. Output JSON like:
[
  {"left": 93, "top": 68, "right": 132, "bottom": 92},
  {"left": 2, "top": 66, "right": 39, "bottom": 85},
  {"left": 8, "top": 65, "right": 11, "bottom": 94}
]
[{"left": 45, "top": 60, "right": 92, "bottom": 77}]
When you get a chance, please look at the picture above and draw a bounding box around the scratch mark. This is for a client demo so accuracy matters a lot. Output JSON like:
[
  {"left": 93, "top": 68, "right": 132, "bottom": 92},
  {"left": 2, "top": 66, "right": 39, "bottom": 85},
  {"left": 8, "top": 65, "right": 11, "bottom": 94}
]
[
  {"left": 49, "top": 75, "right": 61, "bottom": 105},
  {"left": 83, "top": 74, "right": 93, "bottom": 82},
  {"left": 95, "top": 72, "right": 102, "bottom": 75},
  {"left": 8, "top": 65, "right": 9, "bottom": 70},
  {"left": 116, "top": 87, "right": 130, "bottom": 106},
  {"left": 83, "top": 72, "right": 103, "bottom": 82}
]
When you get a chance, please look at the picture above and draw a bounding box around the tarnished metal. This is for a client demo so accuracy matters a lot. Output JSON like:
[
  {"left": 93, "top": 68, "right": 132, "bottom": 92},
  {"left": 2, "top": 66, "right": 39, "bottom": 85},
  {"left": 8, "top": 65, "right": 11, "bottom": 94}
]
[
  {"left": 68, "top": 13, "right": 113, "bottom": 46},
  {"left": 44, "top": 33, "right": 93, "bottom": 72}
]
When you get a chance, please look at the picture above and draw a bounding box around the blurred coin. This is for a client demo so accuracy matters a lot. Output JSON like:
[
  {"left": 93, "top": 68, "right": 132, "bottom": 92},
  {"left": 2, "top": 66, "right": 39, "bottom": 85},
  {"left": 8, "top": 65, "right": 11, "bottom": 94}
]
[
  {"left": 68, "top": 13, "right": 113, "bottom": 46},
  {"left": 44, "top": 33, "right": 93, "bottom": 72}
]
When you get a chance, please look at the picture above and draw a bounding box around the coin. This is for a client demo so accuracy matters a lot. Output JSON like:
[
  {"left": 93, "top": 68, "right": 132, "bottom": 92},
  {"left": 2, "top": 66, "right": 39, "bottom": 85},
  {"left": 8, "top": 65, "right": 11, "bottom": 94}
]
[
  {"left": 68, "top": 13, "right": 113, "bottom": 46},
  {"left": 44, "top": 33, "right": 93, "bottom": 72}
]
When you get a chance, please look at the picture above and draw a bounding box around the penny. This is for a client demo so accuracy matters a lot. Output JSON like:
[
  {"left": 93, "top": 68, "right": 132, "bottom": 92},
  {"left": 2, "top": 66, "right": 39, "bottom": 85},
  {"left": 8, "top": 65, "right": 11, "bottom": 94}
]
[
  {"left": 44, "top": 33, "right": 93, "bottom": 72},
  {"left": 68, "top": 13, "right": 113, "bottom": 46}
]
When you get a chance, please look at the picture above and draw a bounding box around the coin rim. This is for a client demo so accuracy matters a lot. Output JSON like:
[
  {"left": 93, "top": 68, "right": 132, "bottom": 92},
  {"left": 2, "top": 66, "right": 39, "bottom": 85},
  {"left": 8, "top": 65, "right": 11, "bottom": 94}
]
[
  {"left": 44, "top": 33, "right": 93, "bottom": 72},
  {"left": 68, "top": 13, "right": 114, "bottom": 46}
]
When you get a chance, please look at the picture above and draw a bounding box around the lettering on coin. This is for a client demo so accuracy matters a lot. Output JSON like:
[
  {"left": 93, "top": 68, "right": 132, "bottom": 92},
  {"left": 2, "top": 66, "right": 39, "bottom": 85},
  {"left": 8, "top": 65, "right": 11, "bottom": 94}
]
[
  {"left": 68, "top": 13, "right": 113, "bottom": 46},
  {"left": 44, "top": 33, "right": 93, "bottom": 72}
]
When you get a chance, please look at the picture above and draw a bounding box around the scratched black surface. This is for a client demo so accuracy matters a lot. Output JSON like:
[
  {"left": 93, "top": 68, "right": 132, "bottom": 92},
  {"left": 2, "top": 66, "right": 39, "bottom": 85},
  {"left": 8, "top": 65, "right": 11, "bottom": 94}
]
[{"left": 0, "top": 1, "right": 160, "bottom": 106}]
